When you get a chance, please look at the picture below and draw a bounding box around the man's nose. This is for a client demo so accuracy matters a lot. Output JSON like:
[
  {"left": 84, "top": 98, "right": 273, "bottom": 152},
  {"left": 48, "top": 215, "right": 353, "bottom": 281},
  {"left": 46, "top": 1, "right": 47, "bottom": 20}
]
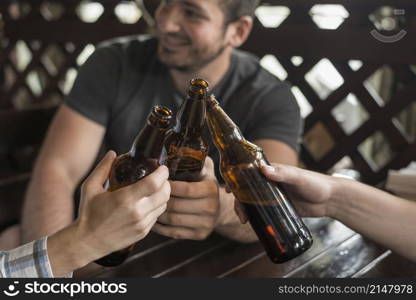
[{"left": 157, "top": 5, "right": 182, "bottom": 33}]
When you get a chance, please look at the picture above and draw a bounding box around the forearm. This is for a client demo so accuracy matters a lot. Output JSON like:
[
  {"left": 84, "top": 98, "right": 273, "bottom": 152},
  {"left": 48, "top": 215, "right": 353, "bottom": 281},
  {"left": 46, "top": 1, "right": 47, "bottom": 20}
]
[
  {"left": 22, "top": 166, "right": 76, "bottom": 243},
  {"left": 329, "top": 178, "right": 416, "bottom": 261},
  {"left": 214, "top": 187, "right": 258, "bottom": 243}
]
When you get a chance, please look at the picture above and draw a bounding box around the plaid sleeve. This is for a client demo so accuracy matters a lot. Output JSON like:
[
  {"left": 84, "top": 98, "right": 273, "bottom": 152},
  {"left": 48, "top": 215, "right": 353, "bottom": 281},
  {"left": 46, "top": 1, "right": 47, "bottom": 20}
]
[{"left": 0, "top": 237, "right": 54, "bottom": 278}]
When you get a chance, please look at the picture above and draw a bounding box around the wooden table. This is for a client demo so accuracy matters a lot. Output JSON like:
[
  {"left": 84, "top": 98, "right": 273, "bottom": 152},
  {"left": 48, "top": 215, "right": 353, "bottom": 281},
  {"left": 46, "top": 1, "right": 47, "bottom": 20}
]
[{"left": 75, "top": 218, "right": 416, "bottom": 278}]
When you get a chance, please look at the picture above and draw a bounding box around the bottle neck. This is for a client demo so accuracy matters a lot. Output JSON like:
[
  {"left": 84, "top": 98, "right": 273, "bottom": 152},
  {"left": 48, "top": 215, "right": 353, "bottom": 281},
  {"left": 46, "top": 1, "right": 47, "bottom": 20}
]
[
  {"left": 206, "top": 102, "right": 246, "bottom": 152},
  {"left": 130, "top": 124, "right": 167, "bottom": 160},
  {"left": 176, "top": 96, "right": 206, "bottom": 132}
]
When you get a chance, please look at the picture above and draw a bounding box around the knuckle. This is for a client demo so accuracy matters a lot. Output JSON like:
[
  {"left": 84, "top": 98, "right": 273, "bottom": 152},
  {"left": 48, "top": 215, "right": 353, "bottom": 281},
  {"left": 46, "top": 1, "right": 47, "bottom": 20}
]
[
  {"left": 131, "top": 208, "right": 144, "bottom": 222},
  {"left": 144, "top": 176, "right": 162, "bottom": 193},
  {"left": 135, "top": 220, "right": 146, "bottom": 233}
]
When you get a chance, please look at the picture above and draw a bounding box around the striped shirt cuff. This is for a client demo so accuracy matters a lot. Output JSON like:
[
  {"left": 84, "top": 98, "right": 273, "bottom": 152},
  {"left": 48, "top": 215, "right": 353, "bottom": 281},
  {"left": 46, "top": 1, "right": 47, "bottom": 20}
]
[{"left": 0, "top": 237, "right": 54, "bottom": 278}]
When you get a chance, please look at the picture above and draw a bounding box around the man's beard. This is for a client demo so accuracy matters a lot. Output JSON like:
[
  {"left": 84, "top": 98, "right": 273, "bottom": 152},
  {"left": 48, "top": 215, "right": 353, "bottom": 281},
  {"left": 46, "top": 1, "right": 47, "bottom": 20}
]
[{"left": 159, "top": 43, "right": 227, "bottom": 73}]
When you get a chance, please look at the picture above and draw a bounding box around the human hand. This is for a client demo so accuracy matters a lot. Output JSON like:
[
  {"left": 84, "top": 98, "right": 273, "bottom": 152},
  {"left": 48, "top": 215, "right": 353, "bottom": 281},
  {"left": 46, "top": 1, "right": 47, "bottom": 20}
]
[
  {"left": 233, "top": 164, "right": 336, "bottom": 224},
  {"left": 74, "top": 151, "right": 171, "bottom": 261},
  {"left": 152, "top": 157, "right": 220, "bottom": 240}
]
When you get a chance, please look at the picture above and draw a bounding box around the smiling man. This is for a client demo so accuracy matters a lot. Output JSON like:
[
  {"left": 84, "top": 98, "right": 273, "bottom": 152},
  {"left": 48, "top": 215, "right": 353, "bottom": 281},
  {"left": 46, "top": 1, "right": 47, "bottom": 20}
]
[{"left": 11, "top": 0, "right": 302, "bottom": 249}]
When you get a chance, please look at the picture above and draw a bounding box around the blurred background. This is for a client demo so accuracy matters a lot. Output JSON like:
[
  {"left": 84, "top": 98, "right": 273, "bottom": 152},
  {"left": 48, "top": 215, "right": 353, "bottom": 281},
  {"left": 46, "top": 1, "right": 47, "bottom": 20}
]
[{"left": 0, "top": 0, "right": 415, "bottom": 229}]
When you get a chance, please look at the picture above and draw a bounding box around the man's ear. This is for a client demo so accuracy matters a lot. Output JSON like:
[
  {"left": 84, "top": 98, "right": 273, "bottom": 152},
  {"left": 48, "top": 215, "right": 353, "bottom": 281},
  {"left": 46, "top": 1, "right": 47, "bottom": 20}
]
[{"left": 227, "top": 16, "right": 253, "bottom": 48}]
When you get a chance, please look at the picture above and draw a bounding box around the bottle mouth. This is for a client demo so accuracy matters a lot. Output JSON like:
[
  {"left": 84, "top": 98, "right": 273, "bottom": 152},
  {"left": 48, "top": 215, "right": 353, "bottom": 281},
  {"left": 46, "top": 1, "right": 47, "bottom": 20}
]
[
  {"left": 191, "top": 78, "right": 209, "bottom": 89},
  {"left": 189, "top": 78, "right": 209, "bottom": 97},
  {"left": 153, "top": 105, "right": 173, "bottom": 120}
]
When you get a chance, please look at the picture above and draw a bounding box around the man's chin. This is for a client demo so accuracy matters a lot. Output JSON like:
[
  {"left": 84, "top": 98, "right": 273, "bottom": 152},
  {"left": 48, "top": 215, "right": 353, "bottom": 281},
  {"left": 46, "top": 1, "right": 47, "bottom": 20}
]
[
  {"left": 163, "top": 62, "right": 192, "bottom": 72},
  {"left": 157, "top": 52, "right": 191, "bottom": 72}
]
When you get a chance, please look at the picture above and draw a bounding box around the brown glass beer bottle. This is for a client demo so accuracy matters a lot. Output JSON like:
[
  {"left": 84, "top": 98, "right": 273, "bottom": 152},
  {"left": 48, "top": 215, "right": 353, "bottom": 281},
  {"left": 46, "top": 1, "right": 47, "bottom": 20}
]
[
  {"left": 95, "top": 105, "right": 173, "bottom": 267},
  {"left": 205, "top": 95, "right": 313, "bottom": 263},
  {"left": 164, "top": 79, "right": 209, "bottom": 181}
]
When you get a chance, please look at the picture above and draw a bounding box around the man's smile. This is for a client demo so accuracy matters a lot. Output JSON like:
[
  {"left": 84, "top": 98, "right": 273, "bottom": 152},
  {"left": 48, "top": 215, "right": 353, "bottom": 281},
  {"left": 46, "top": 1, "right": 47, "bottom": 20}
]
[{"left": 159, "top": 34, "right": 191, "bottom": 50}]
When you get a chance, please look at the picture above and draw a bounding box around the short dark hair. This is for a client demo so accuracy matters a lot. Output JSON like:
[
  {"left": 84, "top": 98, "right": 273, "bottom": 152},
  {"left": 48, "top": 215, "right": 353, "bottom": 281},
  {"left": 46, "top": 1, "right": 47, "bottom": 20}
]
[{"left": 219, "top": 0, "right": 260, "bottom": 24}]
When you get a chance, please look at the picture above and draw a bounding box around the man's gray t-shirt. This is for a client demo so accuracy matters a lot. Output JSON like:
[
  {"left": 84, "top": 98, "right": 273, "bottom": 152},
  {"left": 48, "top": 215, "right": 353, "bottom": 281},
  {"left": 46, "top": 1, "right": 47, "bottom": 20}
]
[{"left": 66, "top": 35, "right": 302, "bottom": 177}]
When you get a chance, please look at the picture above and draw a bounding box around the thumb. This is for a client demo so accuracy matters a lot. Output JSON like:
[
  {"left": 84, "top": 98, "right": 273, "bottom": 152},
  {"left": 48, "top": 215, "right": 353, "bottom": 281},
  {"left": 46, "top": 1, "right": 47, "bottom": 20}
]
[
  {"left": 84, "top": 151, "right": 117, "bottom": 194},
  {"left": 201, "top": 156, "right": 216, "bottom": 180},
  {"left": 261, "top": 164, "right": 299, "bottom": 185},
  {"left": 260, "top": 165, "right": 283, "bottom": 182}
]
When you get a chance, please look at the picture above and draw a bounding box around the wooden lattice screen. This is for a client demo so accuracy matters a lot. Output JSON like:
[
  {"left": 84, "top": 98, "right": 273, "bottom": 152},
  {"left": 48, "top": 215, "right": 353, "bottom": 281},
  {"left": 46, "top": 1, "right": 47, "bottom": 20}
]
[
  {"left": 0, "top": 0, "right": 151, "bottom": 110},
  {"left": 243, "top": 0, "right": 416, "bottom": 185},
  {"left": 1, "top": 0, "right": 416, "bottom": 186}
]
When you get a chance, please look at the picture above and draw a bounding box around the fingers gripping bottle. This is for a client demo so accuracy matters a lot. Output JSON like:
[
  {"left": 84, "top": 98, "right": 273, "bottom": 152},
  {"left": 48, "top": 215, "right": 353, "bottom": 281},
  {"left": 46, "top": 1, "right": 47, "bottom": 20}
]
[
  {"left": 206, "top": 95, "right": 313, "bottom": 263},
  {"left": 95, "top": 106, "right": 173, "bottom": 267}
]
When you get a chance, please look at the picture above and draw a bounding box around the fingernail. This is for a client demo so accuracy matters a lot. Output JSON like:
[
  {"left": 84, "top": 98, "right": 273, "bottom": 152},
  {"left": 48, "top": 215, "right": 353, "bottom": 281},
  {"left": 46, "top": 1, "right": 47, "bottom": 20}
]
[{"left": 264, "top": 166, "right": 275, "bottom": 173}]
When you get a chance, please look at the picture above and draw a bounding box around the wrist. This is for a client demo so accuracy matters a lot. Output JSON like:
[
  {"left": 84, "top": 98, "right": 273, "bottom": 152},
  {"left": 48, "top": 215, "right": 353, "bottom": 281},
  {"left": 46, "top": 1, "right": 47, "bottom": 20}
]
[
  {"left": 72, "top": 218, "right": 109, "bottom": 265},
  {"left": 326, "top": 176, "right": 348, "bottom": 219},
  {"left": 47, "top": 222, "right": 92, "bottom": 277}
]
